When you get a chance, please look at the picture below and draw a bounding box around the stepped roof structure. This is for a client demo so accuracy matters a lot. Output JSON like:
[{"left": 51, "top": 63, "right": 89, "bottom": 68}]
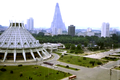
[{"left": 0, "top": 21, "right": 51, "bottom": 62}]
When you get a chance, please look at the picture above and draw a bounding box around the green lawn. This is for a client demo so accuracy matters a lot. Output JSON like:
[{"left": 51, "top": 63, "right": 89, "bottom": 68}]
[
  {"left": 57, "top": 64, "right": 80, "bottom": 71},
  {"left": 115, "top": 66, "right": 120, "bottom": 70},
  {"left": 53, "top": 52, "right": 62, "bottom": 56},
  {"left": 59, "top": 55, "right": 108, "bottom": 68},
  {"left": 110, "top": 55, "right": 120, "bottom": 57},
  {"left": 0, "top": 65, "right": 71, "bottom": 80}
]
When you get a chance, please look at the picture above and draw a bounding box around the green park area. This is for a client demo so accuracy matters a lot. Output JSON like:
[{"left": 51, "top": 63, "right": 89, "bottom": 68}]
[
  {"left": 58, "top": 55, "right": 108, "bottom": 68},
  {"left": 0, "top": 65, "right": 71, "bottom": 80},
  {"left": 57, "top": 64, "right": 79, "bottom": 71},
  {"left": 115, "top": 66, "right": 120, "bottom": 70}
]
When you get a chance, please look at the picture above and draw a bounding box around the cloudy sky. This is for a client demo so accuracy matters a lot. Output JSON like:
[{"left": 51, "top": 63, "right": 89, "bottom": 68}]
[{"left": 0, "top": 0, "right": 120, "bottom": 30}]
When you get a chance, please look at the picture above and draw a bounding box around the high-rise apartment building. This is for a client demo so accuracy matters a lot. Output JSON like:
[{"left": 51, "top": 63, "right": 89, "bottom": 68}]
[
  {"left": 101, "top": 22, "right": 110, "bottom": 37},
  {"left": 27, "top": 17, "right": 34, "bottom": 30},
  {"left": 68, "top": 25, "right": 75, "bottom": 36}
]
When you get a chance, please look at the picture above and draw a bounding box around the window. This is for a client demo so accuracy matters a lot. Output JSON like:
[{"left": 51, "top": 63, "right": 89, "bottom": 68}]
[
  {"left": 11, "top": 42, "right": 13, "bottom": 45},
  {"left": 18, "top": 42, "right": 20, "bottom": 45},
  {"left": 24, "top": 42, "right": 27, "bottom": 45},
  {"left": 16, "top": 23, "right": 19, "bottom": 26}
]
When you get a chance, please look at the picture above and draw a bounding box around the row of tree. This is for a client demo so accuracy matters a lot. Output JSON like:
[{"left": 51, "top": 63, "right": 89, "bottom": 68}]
[{"left": 32, "top": 33, "right": 120, "bottom": 50}]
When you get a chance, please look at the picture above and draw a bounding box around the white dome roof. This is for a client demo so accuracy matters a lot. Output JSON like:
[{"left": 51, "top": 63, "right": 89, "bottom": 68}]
[{"left": 0, "top": 22, "right": 42, "bottom": 49}]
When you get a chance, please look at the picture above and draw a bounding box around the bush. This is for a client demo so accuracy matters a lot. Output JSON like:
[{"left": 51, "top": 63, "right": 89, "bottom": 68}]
[
  {"left": 75, "top": 50, "right": 78, "bottom": 54},
  {"left": 97, "top": 61, "right": 102, "bottom": 65},
  {"left": 66, "top": 65, "right": 69, "bottom": 68},
  {"left": 20, "top": 74, "right": 23, "bottom": 77},
  {"left": 18, "top": 64, "right": 22, "bottom": 67},
  {"left": 70, "top": 50, "right": 74, "bottom": 53},
  {"left": 0, "top": 68, "right": 6, "bottom": 72},
  {"left": 10, "top": 70, "right": 13, "bottom": 74},
  {"left": 83, "top": 57, "right": 86, "bottom": 60}
]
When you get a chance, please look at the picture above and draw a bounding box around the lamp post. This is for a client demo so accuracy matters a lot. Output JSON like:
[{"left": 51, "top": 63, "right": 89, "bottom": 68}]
[
  {"left": 36, "top": 57, "right": 38, "bottom": 65},
  {"left": 110, "top": 69, "right": 112, "bottom": 80}
]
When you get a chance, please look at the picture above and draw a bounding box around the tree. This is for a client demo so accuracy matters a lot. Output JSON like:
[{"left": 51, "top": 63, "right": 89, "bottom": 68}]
[{"left": 71, "top": 44, "right": 75, "bottom": 50}]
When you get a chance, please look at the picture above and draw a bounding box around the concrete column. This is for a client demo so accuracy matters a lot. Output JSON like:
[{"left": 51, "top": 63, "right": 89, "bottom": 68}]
[
  {"left": 43, "top": 48, "right": 50, "bottom": 56},
  {"left": 36, "top": 49, "right": 43, "bottom": 58},
  {"left": 42, "top": 50, "right": 48, "bottom": 57},
  {"left": 14, "top": 50, "right": 16, "bottom": 62},
  {"left": 30, "top": 49, "right": 36, "bottom": 60},
  {"left": 3, "top": 51, "right": 8, "bottom": 62},
  {"left": 22, "top": 49, "right": 26, "bottom": 61}
]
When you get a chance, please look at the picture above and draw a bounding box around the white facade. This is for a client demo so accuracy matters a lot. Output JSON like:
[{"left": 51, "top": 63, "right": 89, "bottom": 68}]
[
  {"left": 101, "top": 22, "right": 110, "bottom": 37},
  {"left": 58, "top": 28, "right": 62, "bottom": 35},
  {"left": 52, "top": 26, "right": 57, "bottom": 35},
  {"left": 27, "top": 17, "right": 34, "bottom": 30},
  {"left": 78, "top": 32, "right": 95, "bottom": 37},
  {"left": 0, "top": 21, "right": 51, "bottom": 62}
]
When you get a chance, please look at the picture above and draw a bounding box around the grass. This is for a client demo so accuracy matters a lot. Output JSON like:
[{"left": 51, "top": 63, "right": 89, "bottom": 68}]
[
  {"left": 110, "top": 55, "right": 120, "bottom": 57},
  {"left": 115, "top": 66, "right": 120, "bottom": 70},
  {"left": 56, "top": 64, "right": 80, "bottom": 71},
  {"left": 53, "top": 52, "right": 62, "bottom": 56},
  {"left": 0, "top": 65, "right": 71, "bottom": 80},
  {"left": 59, "top": 55, "right": 108, "bottom": 68},
  {"left": 102, "top": 57, "right": 119, "bottom": 61}
]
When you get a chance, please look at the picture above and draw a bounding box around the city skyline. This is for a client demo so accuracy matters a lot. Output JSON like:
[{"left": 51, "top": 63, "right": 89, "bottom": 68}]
[{"left": 0, "top": 0, "right": 120, "bottom": 30}]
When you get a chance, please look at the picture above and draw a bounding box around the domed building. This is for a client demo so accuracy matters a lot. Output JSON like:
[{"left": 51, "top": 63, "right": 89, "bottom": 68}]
[{"left": 0, "top": 21, "right": 51, "bottom": 62}]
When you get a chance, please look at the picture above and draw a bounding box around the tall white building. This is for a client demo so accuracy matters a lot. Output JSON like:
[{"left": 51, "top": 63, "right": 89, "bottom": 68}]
[
  {"left": 27, "top": 17, "right": 34, "bottom": 30},
  {"left": 101, "top": 22, "right": 110, "bottom": 37}
]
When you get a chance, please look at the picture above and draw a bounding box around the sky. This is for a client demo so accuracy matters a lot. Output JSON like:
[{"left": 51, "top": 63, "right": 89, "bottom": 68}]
[{"left": 0, "top": 0, "right": 120, "bottom": 30}]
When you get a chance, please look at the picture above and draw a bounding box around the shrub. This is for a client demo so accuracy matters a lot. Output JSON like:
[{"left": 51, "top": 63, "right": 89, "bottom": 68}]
[
  {"left": 10, "top": 70, "right": 13, "bottom": 74},
  {"left": 70, "top": 50, "right": 74, "bottom": 53},
  {"left": 97, "top": 61, "right": 102, "bottom": 65},
  {"left": 75, "top": 68, "right": 78, "bottom": 70},
  {"left": 18, "top": 64, "right": 22, "bottom": 67},
  {"left": 75, "top": 50, "right": 78, "bottom": 54},
  {"left": 0, "top": 68, "right": 6, "bottom": 72},
  {"left": 66, "top": 65, "right": 69, "bottom": 68},
  {"left": 83, "top": 57, "right": 86, "bottom": 60},
  {"left": 20, "top": 74, "right": 23, "bottom": 77}
]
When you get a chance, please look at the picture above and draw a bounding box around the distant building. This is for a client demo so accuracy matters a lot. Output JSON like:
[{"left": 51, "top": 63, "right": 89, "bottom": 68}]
[
  {"left": 52, "top": 26, "right": 57, "bottom": 35},
  {"left": 50, "top": 3, "right": 66, "bottom": 35},
  {"left": 27, "top": 17, "right": 34, "bottom": 30},
  {"left": 87, "top": 27, "right": 92, "bottom": 32},
  {"left": 101, "top": 22, "right": 110, "bottom": 37},
  {"left": 77, "top": 32, "right": 86, "bottom": 37},
  {"left": 58, "top": 28, "right": 62, "bottom": 35},
  {"left": 77, "top": 32, "right": 95, "bottom": 37},
  {"left": 68, "top": 25, "right": 75, "bottom": 36}
]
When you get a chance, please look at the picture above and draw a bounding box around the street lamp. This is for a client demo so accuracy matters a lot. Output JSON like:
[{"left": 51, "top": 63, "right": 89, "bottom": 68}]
[
  {"left": 110, "top": 69, "right": 112, "bottom": 80},
  {"left": 36, "top": 57, "right": 39, "bottom": 65}
]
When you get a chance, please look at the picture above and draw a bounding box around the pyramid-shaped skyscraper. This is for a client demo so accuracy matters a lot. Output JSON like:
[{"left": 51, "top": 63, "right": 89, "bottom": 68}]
[
  {"left": 51, "top": 3, "right": 66, "bottom": 35},
  {"left": 0, "top": 21, "right": 51, "bottom": 62}
]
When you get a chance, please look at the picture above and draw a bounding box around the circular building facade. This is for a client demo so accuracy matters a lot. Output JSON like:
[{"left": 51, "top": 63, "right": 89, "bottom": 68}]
[{"left": 0, "top": 22, "right": 51, "bottom": 62}]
